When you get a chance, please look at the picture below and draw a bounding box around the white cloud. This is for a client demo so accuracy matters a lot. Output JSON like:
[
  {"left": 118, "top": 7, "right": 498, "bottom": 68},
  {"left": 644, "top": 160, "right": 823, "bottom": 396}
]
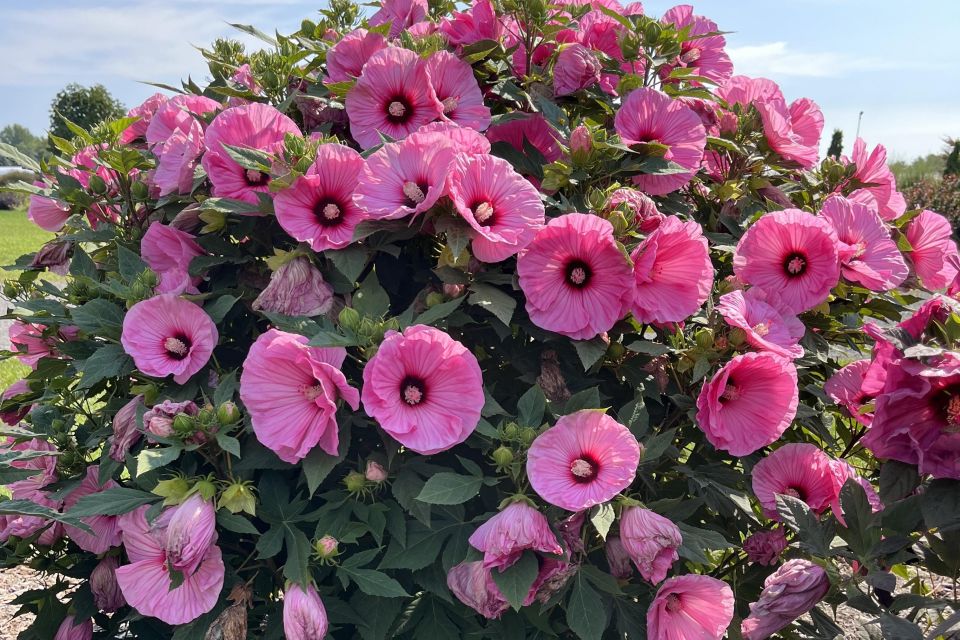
[{"left": 726, "top": 42, "right": 892, "bottom": 78}]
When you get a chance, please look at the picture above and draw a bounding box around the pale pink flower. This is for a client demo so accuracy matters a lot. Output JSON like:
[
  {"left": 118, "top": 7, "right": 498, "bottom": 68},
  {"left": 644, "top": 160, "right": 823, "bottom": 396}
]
[
  {"left": 647, "top": 574, "right": 734, "bottom": 640},
  {"left": 121, "top": 92, "right": 169, "bottom": 144},
  {"left": 604, "top": 188, "right": 663, "bottom": 232},
  {"left": 143, "top": 399, "right": 198, "bottom": 439},
  {"left": 447, "top": 153, "right": 544, "bottom": 263},
  {"left": 54, "top": 616, "right": 92, "bottom": 640},
  {"left": 283, "top": 583, "right": 329, "bottom": 640},
  {"left": 1, "top": 437, "right": 57, "bottom": 488},
  {"left": 0, "top": 480, "right": 63, "bottom": 545},
  {"left": 109, "top": 395, "right": 143, "bottom": 462},
  {"left": 844, "top": 138, "right": 906, "bottom": 221},
  {"left": 146, "top": 95, "right": 221, "bottom": 151},
  {"left": 629, "top": 215, "right": 713, "bottom": 324},
  {"left": 486, "top": 114, "right": 563, "bottom": 164},
  {"left": 440, "top": 0, "right": 502, "bottom": 46},
  {"left": 365, "top": 460, "right": 388, "bottom": 482},
  {"left": 820, "top": 195, "right": 907, "bottom": 291},
  {"left": 717, "top": 288, "right": 805, "bottom": 359},
  {"left": 604, "top": 536, "right": 632, "bottom": 579},
  {"left": 229, "top": 64, "right": 261, "bottom": 95},
  {"left": 275, "top": 143, "right": 367, "bottom": 250},
  {"left": 733, "top": 209, "right": 841, "bottom": 313},
  {"left": 141, "top": 222, "right": 205, "bottom": 295},
  {"left": 824, "top": 360, "right": 873, "bottom": 425},
  {"left": 527, "top": 410, "right": 641, "bottom": 512},
  {"left": 361, "top": 325, "right": 484, "bottom": 455},
  {"left": 91, "top": 556, "right": 126, "bottom": 613},
  {"left": 743, "top": 528, "right": 787, "bottom": 566},
  {"left": 9, "top": 322, "right": 79, "bottom": 368},
  {"left": 619, "top": 507, "right": 681, "bottom": 584},
  {"left": 757, "top": 94, "right": 824, "bottom": 168},
  {"left": 614, "top": 88, "right": 707, "bottom": 195},
  {"left": 447, "top": 561, "right": 509, "bottom": 619},
  {"left": 741, "top": 559, "right": 830, "bottom": 640},
  {"left": 904, "top": 209, "right": 960, "bottom": 290},
  {"left": 252, "top": 256, "right": 335, "bottom": 317},
  {"left": 326, "top": 28, "right": 387, "bottom": 82},
  {"left": 426, "top": 50, "right": 491, "bottom": 131},
  {"left": 240, "top": 329, "right": 359, "bottom": 463},
  {"left": 752, "top": 443, "right": 838, "bottom": 519},
  {"left": 369, "top": 0, "right": 429, "bottom": 38},
  {"left": 830, "top": 460, "right": 883, "bottom": 526},
  {"left": 554, "top": 43, "right": 602, "bottom": 96},
  {"left": 468, "top": 502, "right": 563, "bottom": 569},
  {"left": 63, "top": 465, "right": 122, "bottom": 554},
  {"left": 517, "top": 213, "right": 634, "bottom": 340},
  {"left": 27, "top": 191, "right": 71, "bottom": 232},
  {"left": 659, "top": 5, "right": 733, "bottom": 85},
  {"left": 121, "top": 294, "right": 218, "bottom": 385}
]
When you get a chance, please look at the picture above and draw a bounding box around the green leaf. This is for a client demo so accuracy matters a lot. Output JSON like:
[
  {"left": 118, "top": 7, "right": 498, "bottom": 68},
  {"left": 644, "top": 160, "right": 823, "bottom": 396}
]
[
  {"left": 468, "top": 283, "right": 515, "bottom": 327},
  {"left": 879, "top": 461, "right": 920, "bottom": 503},
  {"left": 213, "top": 370, "right": 238, "bottom": 406},
  {"left": 302, "top": 421, "right": 351, "bottom": 497},
  {"left": 66, "top": 487, "right": 159, "bottom": 517},
  {"left": 215, "top": 510, "right": 259, "bottom": 535},
  {"left": 220, "top": 143, "right": 273, "bottom": 171},
  {"left": 921, "top": 479, "right": 960, "bottom": 532},
  {"left": 491, "top": 551, "right": 539, "bottom": 610},
  {"left": 354, "top": 270, "right": 390, "bottom": 317},
  {"left": 415, "top": 473, "right": 482, "bottom": 505},
  {"left": 590, "top": 503, "right": 615, "bottom": 540},
  {"left": 776, "top": 494, "right": 836, "bottom": 556},
  {"left": 198, "top": 197, "right": 260, "bottom": 215},
  {"left": 71, "top": 298, "right": 125, "bottom": 336},
  {"left": 215, "top": 433, "right": 241, "bottom": 458},
  {"left": 116, "top": 244, "right": 148, "bottom": 282},
  {"left": 0, "top": 142, "right": 41, "bottom": 173},
  {"left": 414, "top": 297, "right": 464, "bottom": 326},
  {"left": 676, "top": 522, "right": 731, "bottom": 563},
  {"left": 205, "top": 295, "right": 238, "bottom": 323},
  {"left": 136, "top": 447, "right": 182, "bottom": 476},
  {"left": 517, "top": 385, "right": 546, "bottom": 428},
  {"left": 563, "top": 387, "right": 602, "bottom": 413},
  {"left": 327, "top": 246, "right": 368, "bottom": 283},
  {"left": 77, "top": 344, "right": 132, "bottom": 389},
  {"left": 341, "top": 567, "right": 410, "bottom": 598},
  {"left": 566, "top": 571, "right": 608, "bottom": 640},
  {"left": 283, "top": 526, "right": 313, "bottom": 586},
  {"left": 573, "top": 338, "right": 607, "bottom": 371},
  {"left": 625, "top": 341, "right": 672, "bottom": 356}
]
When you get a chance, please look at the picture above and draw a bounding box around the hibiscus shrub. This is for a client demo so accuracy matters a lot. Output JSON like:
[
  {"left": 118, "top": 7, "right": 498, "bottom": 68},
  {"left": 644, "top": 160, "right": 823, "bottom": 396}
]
[{"left": 2, "top": 1, "right": 960, "bottom": 639}]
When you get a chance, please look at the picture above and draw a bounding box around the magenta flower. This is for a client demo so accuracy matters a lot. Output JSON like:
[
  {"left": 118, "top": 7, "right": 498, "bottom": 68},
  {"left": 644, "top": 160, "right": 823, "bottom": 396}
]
[
  {"left": 141, "top": 222, "right": 205, "bottom": 295},
  {"left": 619, "top": 507, "right": 681, "bottom": 584},
  {"left": 54, "top": 616, "right": 92, "bottom": 640},
  {"left": 696, "top": 352, "right": 798, "bottom": 456},
  {"left": 741, "top": 559, "right": 830, "bottom": 640},
  {"left": 369, "top": 0, "right": 429, "bottom": 38},
  {"left": 517, "top": 213, "right": 634, "bottom": 340},
  {"left": 346, "top": 47, "right": 443, "bottom": 149},
  {"left": 354, "top": 130, "right": 457, "bottom": 220},
  {"left": 9, "top": 322, "right": 79, "bottom": 368},
  {"left": 426, "top": 50, "right": 491, "bottom": 131},
  {"left": 275, "top": 143, "right": 367, "bottom": 250},
  {"left": 120, "top": 294, "right": 218, "bottom": 385},
  {"left": 752, "top": 443, "right": 838, "bottom": 519},
  {"left": 283, "top": 583, "right": 329, "bottom": 640},
  {"left": 733, "top": 209, "right": 841, "bottom": 313},
  {"left": 844, "top": 138, "right": 907, "bottom": 221},
  {"left": 757, "top": 94, "right": 824, "bottom": 168},
  {"left": 0, "top": 480, "right": 63, "bottom": 545},
  {"left": 485, "top": 114, "right": 563, "bottom": 164},
  {"left": 440, "top": 0, "right": 502, "bottom": 46},
  {"left": 146, "top": 95, "right": 221, "bottom": 151},
  {"left": 1, "top": 379, "right": 33, "bottom": 426},
  {"left": 91, "top": 556, "right": 126, "bottom": 613},
  {"left": 120, "top": 92, "right": 168, "bottom": 144},
  {"left": 647, "top": 574, "right": 734, "bottom": 640},
  {"left": 468, "top": 502, "right": 563, "bottom": 569},
  {"left": 554, "top": 43, "right": 602, "bottom": 96},
  {"left": 904, "top": 209, "right": 960, "bottom": 290},
  {"left": 447, "top": 561, "right": 510, "bottom": 619},
  {"left": 115, "top": 499, "right": 224, "bottom": 625},
  {"left": 743, "top": 528, "right": 787, "bottom": 566},
  {"left": 527, "top": 410, "right": 641, "bottom": 512},
  {"left": 62, "top": 465, "right": 122, "bottom": 554},
  {"left": 717, "top": 288, "right": 805, "bottom": 359},
  {"left": 154, "top": 127, "right": 203, "bottom": 197},
  {"left": 718, "top": 75, "right": 780, "bottom": 110},
  {"left": 629, "top": 215, "right": 713, "bottom": 324},
  {"left": 824, "top": 360, "right": 873, "bottom": 425},
  {"left": 447, "top": 153, "right": 544, "bottom": 263},
  {"left": 820, "top": 195, "right": 907, "bottom": 291},
  {"left": 325, "top": 28, "right": 387, "bottom": 82},
  {"left": 830, "top": 460, "right": 883, "bottom": 526},
  {"left": 614, "top": 88, "right": 707, "bottom": 195},
  {"left": 252, "top": 256, "right": 335, "bottom": 318},
  {"left": 659, "top": 5, "right": 733, "bottom": 85},
  {"left": 201, "top": 103, "right": 301, "bottom": 204},
  {"left": 28, "top": 191, "right": 71, "bottom": 232},
  {"left": 240, "top": 329, "right": 359, "bottom": 463},
  {"left": 361, "top": 325, "right": 484, "bottom": 455}
]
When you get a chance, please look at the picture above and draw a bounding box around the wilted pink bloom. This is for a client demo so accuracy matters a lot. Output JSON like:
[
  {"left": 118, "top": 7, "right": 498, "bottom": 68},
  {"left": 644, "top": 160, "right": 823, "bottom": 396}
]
[
  {"left": 426, "top": 50, "right": 491, "bottom": 131},
  {"left": 109, "top": 395, "right": 144, "bottom": 461},
  {"left": 629, "top": 215, "right": 713, "bottom": 324},
  {"left": 734, "top": 209, "right": 841, "bottom": 313},
  {"left": 1, "top": 380, "right": 33, "bottom": 425},
  {"left": 741, "top": 559, "right": 830, "bottom": 640},
  {"left": 757, "top": 95, "right": 824, "bottom": 168},
  {"left": 830, "top": 460, "right": 883, "bottom": 526},
  {"left": 904, "top": 210, "right": 960, "bottom": 290},
  {"left": 229, "top": 64, "right": 260, "bottom": 95},
  {"left": 361, "top": 325, "right": 484, "bottom": 455},
  {"left": 141, "top": 222, "right": 205, "bottom": 295},
  {"left": 91, "top": 556, "right": 126, "bottom": 613},
  {"left": 824, "top": 360, "right": 874, "bottom": 425},
  {"left": 369, "top": 0, "right": 429, "bottom": 38},
  {"left": 554, "top": 43, "right": 601, "bottom": 96},
  {"left": 355, "top": 130, "right": 457, "bottom": 220},
  {"left": 143, "top": 399, "right": 198, "bottom": 439},
  {"left": 30, "top": 240, "right": 72, "bottom": 275},
  {"left": 820, "top": 195, "right": 907, "bottom": 291},
  {"left": 121, "top": 92, "right": 168, "bottom": 144},
  {"left": 0, "top": 480, "right": 63, "bottom": 544},
  {"left": 648, "top": 574, "right": 734, "bottom": 640},
  {"left": 63, "top": 465, "right": 122, "bottom": 554},
  {"left": 614, "top": 88, "right": 707, "bottom": 195},
  {"left": 659, "top": 5, "right": 733, "bottom": 85},
  {"left": 146, "top": 95, "right": 221, "bottom": 151},
  {"left": 9, "top": 322, "right": 79, "bottom": 368},
  {"left": 468, "top": 502, "right": 563, "bottom": 569},
  {"left": 752, "top": 443, "right": 838, "bottom": 519},
  {"left": 557, "top": 511, "right": 586, "bottom": 553},
  {"left": 115, "top": 501, "right": 224, "bottom": 625},
  {"left": 517, "top": 213, "right": 634, "bottom": 340},
  {"left": 325, "top": 28, "right": 387, "bottom": 82},
  {"left": 27, "top": 191, "right": 71, "bottom": 232},
  {"left": 54, "top": 616, "right": 92, "bottom": 640},
  {"left": 284, "top": 583, "right": 329, "bottom": 639},
  {"left": 605, "top": 536, "right": 632, "bottom": 578},
  {"left": 527, "top": 557, "right": 577, "bottom": 604},
  {"left": 605, "top": 188, "right": 663, "bottom": 232},
  {"left": 241, "top": 329, "right": 359, "bottom": 463},
  {"left": 365, "top": 460, "right": 388, "bottom": 482},
  {"left": 527, "top": 410, "right": 641, "bottom": 511},
  {"left": 440, "top": 0, "right": 502, "bottom": 46},
  {"left": 844, "top": 138, "right": 906, "bottom": 221},
  {"left": 448, "top": 153, "right": 544, "bottom": 263},
  {"left": 154, "top": 128, "right": 203, "bottom": 196},
  {"left": 447, "top": 561, "right": 510, "bottom": 619},
  {"left": 717, "top": 288, "right": 805, "bottom": 359},
  {"left": 486, "top": 114, "right": 563, "bottom": 164},
  {"left": 418, "top": 121, "right": 491, "bottom": 154},
  {"left": 743, "top": 528, "right": 788, "bottom": 566},
  {"left": 346, "top": 48, "right": 443, "bottom": 149},
  {"left": 120, "top": 294, "right": 218, "bottom": 385},
  {"left": 619, "top": 507, "right": 681, "bottom": 584},
  {"left": 201, "top": 103, "right": 301, "bottom": 204},
  {"left": 253, "top": 256, "right": 335, "bottom": 317},
  {"left": 275, "top": 143, "right": 367, "bottom": 250}
]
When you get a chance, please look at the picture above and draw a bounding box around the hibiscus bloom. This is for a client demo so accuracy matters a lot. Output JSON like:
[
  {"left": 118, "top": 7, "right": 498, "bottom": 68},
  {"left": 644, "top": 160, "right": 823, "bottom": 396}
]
[
  {"left": 517, "top": 213, "right": 634, "bottom": 340},
  {"left": 9, "top": 322, "right": 79, "bottom": 368},
  {"left": 619, "top": 507, "right": 681, "bottom": 584},
  {"left": 369, "top": 0, "right": 429, "bottom": 38},
  {"left": 120, "top": 93, "right": 168, "bottom": 144},
  {"left": 325, "top": 28, "right": 387, "bottom": 82},
  {"left": 240, "top": 329, "right": 359, "bottom": 463},
  {"left": 145, "top": 95, "right": 221, "bottom": 151},
  {"left": 447, "top": 561, "right": 510, "bottom": 619},
  {"left": 274, "top": 143, "right": 367, "bottom": 251},
  {"left": 468, "top": 502, "right": 563, "bottom": 569},
  {"left": 554, "top": 43, "right": 602, "bottom": 96},
  {"left": 120, "top": 294, "right": 218, "bottom": 385},
  {"left": 447, "top": 153, "right": 544, "bottom": 263},
  {"left": 614, "top": 88, "right": 707, "bottom": 195},
  {"left": 904, "top": 209, "right": 960, "bottom": 290},
  {"left": 440, "top": 0, "right": 502, "bottom": 46},
  {"left": 757, "top": 94, "right": 824, "bottom": 168},
  {"left": 426, "top": 50, "right": 491, "bottom": 131},
  {"left": 741, "top": 560, "right": 830, "bottom": 640},
  {"left": 28, "top": 190, "right": 72, "bottom": 232},
  {"left": 361, "top": 325, "right": 484, "bottom": 455},
  {"left": 716, "top": 288, "right": 805, "bottom": 359},
  {"left": 418, "top": 120, "right": 491, "bottom": 154},
  {"left": 647, "top": 574, "right": 734, "bottom": 640},
  {"left": 252, "top": 257, "right": 335, "bottom": 318},
  {"left": 820, "top": 195, "right": 907, "bottom": 291},
  {"left": 734, "top": 209, "right": 841, "bottom": 313},
  {"left": 751, "top": 443, "right": 838, "bottom": 519},
  {"left": 629, "top": 215, "right": 713, "bottom": 324},
  {"left": 283, "top": 583, "right": 329, "bottom": 639},
  {"left": 844, "top": 138, "right": 906, "bottom": 221},
  {"left": 141, "top": 222, "right": 205, "bottom": 295},
  {"left": 153, "top": 128, "right": 203, "bottom": 197},
  {"left": 527, "top": 410, "right": 641, "bottom": 512},
  {"left": 62, "top": 465, "right": 122, "bottom": 554},
  {"left": 659, "top": 5, "right": 733, "bottom": 85},
  {"left": 54, "top": 616, "right": 92, "bottom": 640},
  {"left": 824, "top": 360, "right": 874, "bottom": 425}
]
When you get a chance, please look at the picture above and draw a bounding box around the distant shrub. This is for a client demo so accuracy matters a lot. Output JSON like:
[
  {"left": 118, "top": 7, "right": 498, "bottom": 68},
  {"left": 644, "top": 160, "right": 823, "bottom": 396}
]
[{"left": 903, "top": 173, "right": 960, "bottom": 224}]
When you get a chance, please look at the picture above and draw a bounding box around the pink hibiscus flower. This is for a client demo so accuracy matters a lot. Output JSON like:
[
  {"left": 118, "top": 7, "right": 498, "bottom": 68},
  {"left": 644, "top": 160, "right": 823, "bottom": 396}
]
[
  {"left": 361, "top": 325, "right": 485, "bottom": 455},
  {"left": 141, "top": 222, "right": 205, "bottom": 295},
  {"left": 659, "top": 5, "right": 733, "bottom": 85},
  {"left": 741, "top": 559, "right": 830, "bottom": 640},
  {"left": 824, "top": 359, "right": 874, "bottom": 426},
  {"left": 820, "top": 195, "right": 908, "bottom": 291},
  {"left": 120, "top": 294, "right": 218, "bottom": 385},
  {"left": 757, "top": 94, "right": 824, "bottom": 168},
  {"left": 647, "top": 574, "right": 734, "bottom": 640},
  {"left": 717, "top": 288, "right": 805, "bottom": 359},
  {"left": 9, "top": 322, "right": 79, "bottom": 368},
  {"left": 447, "top": 153, "right": 545, "bottom": 263},
  {"left": 527, "top": 410, "right": 641, "bottom": 512},
  {"left": 120, "top": 92, "right": 169, "bottom": 144},
  {"left": 369, "top": 0, "right": 429, "bottom": 38},
  {"left": 54, "top": 616, "right": 92, "bottom": 640},
  {"left": 440, "top": 0, "right": 502, "bottom": 47},
  {"left": 468, "top": 502, "right": 563, "bottom": 569},
  {"left": 1, "top": 380, "right": 33, "bottom": 426},
  {"left": 904, "top": 209, "right": 960, "bottom": 290},
  {"left": 696, "top": 352, "right": 799, "bottom": 456},
  {"left": 517, "top": 213, "right": 634, "bottom": 340},
  {"left": 283, "top": 583, "right": 329, "bottom": 639},
  {"left": 426, "top": 50, "right": 491, "bottom": 131},
  {"left": 62, "top": 465, "right": 121, "bottom": 554},
  {"left": 629, "top": 215, "right": 713, "bottom": 324},
  {"left": 733, "top": 209, "right": 841, "bottom": 313},
  {"left": 153, "top": 127, "right": 203, "bottom": 197},
  {"left": 619, "top": 507, "right": 681, "bottom": 584},
  {"left": 240, "top": 329, "right": 359, "bottom": 463},
  {"left": 614, "top": 88, "right": 707, "bottom": 195},
  {"left": 252, "top": 256, "right": 335, "bottom": 318},
  {"left": 844, "top": 138, "right": 907, "bottom": 221},
  {"left": 447, "top": 561, "right": 510, "bottom": 619},
  {"left": 751, "top": 443, "right": 838, "bottom": 519},
  {"left": 145, "top": 95, "right": 221, "bottom": 151},
  {"left": 27, "top": 190, "right": 72, "bottom": 232},
  {"left": 418, "top": 120, "right": 491, "bottom": 154},
  {"left": 554, "top": 43, "right": 602, "bottom": 96},
  {"left": 604, "top": 188, "right": 663, "bottom": 232},
  {"left": 325, "top": 28, "right": 387, "bottom": 83}
]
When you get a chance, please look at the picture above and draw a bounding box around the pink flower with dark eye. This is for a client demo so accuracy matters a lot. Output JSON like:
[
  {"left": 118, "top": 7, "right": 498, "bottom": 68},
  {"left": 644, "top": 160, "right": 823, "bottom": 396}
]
[
  {"left": 619, "top": 507, "right": 681, "bottom": 584},
  {"left": 717, "top": 288, "right": 805, "bottom": 359},
  {"left": 659, "top": 5, "right": 733, "bottom": 85},
  {"left": 240, "top": 329, "right": 359, "bottom": 463},
  {"left": 63, "top": 465, "right": 122, "bottom": 554},
  {"left": 843, "top": 138, "right": 906, "bottom": 221},
  {"left": 733, "top": 209, "right": 841, "bottom": 313},
  {"left": 629, "top": 215, "right": 713, "bottom": 324},
  {"left": 252, "top": 256, "right": 335, "bottom": 318},
  {"left": 283, "top": 583, "right": 329, "bottom": 640},
  {"left": 447, "top": 561, "right": 510, "bottom": 619},
  {"left": 517, "top": 213, "right": 634, "bottom": 340},
  {"left": 121, "top": 93, "right": 168, "bottom": 144},
  {"left": 830, "top": 460, "right": 883, "bottom": 526},
  {"left": 752, "top": 443, "right": 838, "bottom": 519},
  {"left": 361, "top": 325, "right": 484, "bottom": 455},
  {"left": 426, "top": 50, "right": 491, "bottom": 131},
  {"left": 824, "top": 360, "right": 874, "bottom": 425},
  {"left": 614, "top": 88, "right": 707, "bottom": 195},
  {"left": 91, "top": 556, "right": 126, "bottom": 613},
  {"left": 647, "top": 574, "right": 734, "bottom": 640},
  {"left": 109, "top": 395, "right": 144, "bottom": 462},
  {"left": 141, "top": 222, "right": 205, "bottom": 295},
  {"left": 275, "top": 143, "right": 367, "bottom": 251},
  {"left": 468, "top": 502, "right": 563, "bottom": 569},
  {"left": 486, "top": 114, "right": 563, "bottom": 164},
  {"left": 369, "top": 0, "right": 429, "bottom": 38},
  {"left": 743, "top": 528, "right": 787, "bottom": 566},
  {"left": 527, "top": 410, "right": 641, "bottom": 512},
  {"left": 447, "top": 153, "right": 544, "bottom": 263},
  {"left": 904, "top": 209, "right": 960, "bottom": 291},
  {"left": 440, "top": 0, "right": 502, "bottom": 46},
  {"left": 346, "top": 47, "right": 444, "bottom": 149},
  {"left": 325, "top": 28, "right": 387, "bottom": 82},
  {"left": 741, "top": 559, "right": 830, "bottom": 640},
  {"left": 120, "top": 294, "right": 218, "bottom": 385},
  {"left": 554, "top": 43, "right": 602, "bottom": 96},
  {"left": 820, "top": 195, "right": 907, "bottom": 291}
]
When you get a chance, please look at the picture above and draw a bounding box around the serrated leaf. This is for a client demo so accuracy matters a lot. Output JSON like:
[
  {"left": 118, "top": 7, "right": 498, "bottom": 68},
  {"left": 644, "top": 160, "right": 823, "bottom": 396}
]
[
  {"left": 354, "top": 270, "right": 390, "bottom": 317},
  {"left": 341, "top": 567, "right": 410, "bottom": 598},
  {"left": 71, "top": 298, "right": 125, "bottom": 336},
  {"left": 573, "top": 338, "right": 607, "bottom": 371},
  {"left": 468, "top": 283, "right": 515, "bottom": 327},
  {"left": 77, "top": 343, "right": 131, "bottom": 389},
  {"left": 66, "top": 487, "right": 159, "bottom": 517},
  {"left": 327, "top": 246, "right": 368, "bottom": 283},
  {"left": 566, "top": 571, "right": 608, "bottom": 640},
  {"left": 414, "top": 296, "right": 464, "bottom": 326},
  {"left": 415, "top": 473, "right": 482, "bottom": 505},
  {"left": 215, "top": 510, "right": 259, "bottom": 535},
  {"left": 205, "top": 295, "right": 238, "bottom": 323},
  {"left": 136, "top": 447, "right": 182, "bottom": 476},
  {"left": 517, "top": 385, "right": 546, "bottom": 428}
]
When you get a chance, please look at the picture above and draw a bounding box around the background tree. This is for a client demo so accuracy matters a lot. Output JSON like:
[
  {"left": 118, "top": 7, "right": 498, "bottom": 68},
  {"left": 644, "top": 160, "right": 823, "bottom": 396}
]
[
  {"left": 48, "top": 83, "right": 125, "bottom": 143},
  {"left": 944, "top": 138, "right": 960, "bottom": 177},
  {"left": 826, "top": 128, "right": 843, "bottom": 158},
  {"left": 0, "top": 124, "right": 47, "bottom": 164}
]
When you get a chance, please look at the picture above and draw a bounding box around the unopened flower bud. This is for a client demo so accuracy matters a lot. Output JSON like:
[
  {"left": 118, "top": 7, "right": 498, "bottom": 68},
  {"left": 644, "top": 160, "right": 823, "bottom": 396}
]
[
  {"left": 172, "top": 412, "right": 195, "bottom": 434},
  {"left": 217, "top": 401, "right": 241, "bottom": 425},
  {"left": 741, "top": 559, "right": 830, "bottom": 640},
  {"left": 570, "top": 125, "right": 592, "bottom": 162},
  {"left": 695, "top": 329, "right": 714, "bottom": 349},
  {"left": 492, "top": 446, "right": 514, "bottom": 467},
  {"left": 442, "top": 283, "right": 465, "bottom": 298},
  {"left": 728, "top": 327, "right": 747, "bottom": 347},
  {"left": 109, "top": 395, "right": 144, "bottom": 462},
  {"left": 217, "top": 480, "right": 257, "bottom": 516},
  {"left": 131, "top": 181, "right": 149, "bottom": 200},
  {"left": 315, "top": 535, "right": 339, "bottom": 559},
  {"left": 90, "top": 556, "right": 125, "bottom": 613},
  {"left": 619, "top": 507, "right": 682, "bottom": 584},
  {"left": 283, "top": 583, "right": 329, "bottom": 640},
  {"left": 193, "top": 477, "right": 218, "bottom": 501},
  {"left": 364, "top": 460, "right": 388, "bottom": 483},
  {"left": 339, "top": 306, "right": 361, "bottom": 331},
  {"left": 344, "top": 471, "right": 367, "bottom": 493},
  {"left": 88, "top": 175, "right": 107, "bottom": 195},
  {"left": 54, "top": 615, "right": 92, "bottom": 640},
  {"left": 502, "top": 423, "right": 520, "bottom": 440},
  {"left": 425, "top": 292, "right": 444, "bottom": 308},
  {"left": 605, "top": 536, "right": 633, "bottom": 579},
  {"left": 153, "top": 476, "right": 191, "bottom": 506},
  {"left": 743, "top": 528, "right": 788, "bottom": 567},
  {"left": 520, "top": 427, "right": 538, "bottom": 445}
]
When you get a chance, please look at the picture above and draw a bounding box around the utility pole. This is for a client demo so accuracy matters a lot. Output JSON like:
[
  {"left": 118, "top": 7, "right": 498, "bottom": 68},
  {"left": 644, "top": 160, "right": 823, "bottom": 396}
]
[{"left": 855, "top": 111, "right": 864, "bottom": 140}]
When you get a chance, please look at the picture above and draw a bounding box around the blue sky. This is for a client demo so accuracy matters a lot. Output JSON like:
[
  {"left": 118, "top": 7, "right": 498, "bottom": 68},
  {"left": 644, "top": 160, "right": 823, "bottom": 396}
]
[{"left": 1, "top": 0, "right": 957, "bottom": 161}]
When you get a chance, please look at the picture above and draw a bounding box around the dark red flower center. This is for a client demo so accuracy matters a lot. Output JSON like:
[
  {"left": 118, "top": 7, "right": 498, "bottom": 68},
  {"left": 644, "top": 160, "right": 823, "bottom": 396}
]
[
  {"left": 400, "top": 375, "right": 427, "bottom": 406},
  {"left": 402, "top": 181, "right": 429, "bottom": 208},
  {"left": 385, "top": 96, "right": 413, "bottom": 124},
  {"left": 245, "top": 169, "right": 270, "bottom": 187},
  {"left": 471, "top": 201, "right": 495, "bottom": 227},
  {"left": 940, "top": 390, "right": 960, "bottom": 431},
  {"left": 164, "top": 334, "right": 192, "bottom": 360},
  {"left": 314, "top": 197, "right": 348, "bottom": 227},
  {"left": 569, "top": 453, "right": 599, "bottom": 483},
  {"left": 565, "top": 260, "right": 592, "bottom": 288},
  {"left": 665, "top": 593, "right": 682, "bottom": 613},
  {"left": 782, "top": 485, "right": 806, "bottom": 501},
  {"left": 783, "top": 252, "right": 808, "bottom": 277}
]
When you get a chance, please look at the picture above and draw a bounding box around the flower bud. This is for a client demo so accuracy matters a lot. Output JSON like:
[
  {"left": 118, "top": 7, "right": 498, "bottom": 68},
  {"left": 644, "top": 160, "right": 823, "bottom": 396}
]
[
  {"left": 554, "top": 43, "right": 601, "bottom": 97},
  {"left": 218, "top": 480, "right": 257, "bottom": 516},
  {"left": 743, "top": 528, "right": 787, "bottom": 567},
  {"left": 143, "top": 399, "right": 199, "bottom": 440},
  {"left": 88, "top": 175, "right": 107, "bottom": 195},
  {"left": 315, "top": 535, "right": 339, "bottom": 559},
  {"left": 741, "top": 559, "right": 830, "bottom": 640},
  {"left": 152, "top": 476, "right": 191, "bottom": 505},
  {"left": 131, "top": 180, "right": 149, "bottom": 200},
  {"left": 619, "top": 507, "right": 682, "bottom": 584},
  {"left": 172, "top": 412, "right": 195, "bottom": 434},
  {"left": 728, "top": 327, "right": 747, "bottom": 347},
  {"left": 520, "top": 427, "right": 538, "bottom": 445},
  {"left": 604, "top": 536, "right": 633, "bottom": 579},
  {"left": 442, "top": 283, "right": 465, "bottom": 298},
  {"left": 695, "top": 329, "right": 714, "bottom": 349},
  {"left": 343, "top": 470, "right": 367, "bottom": 493},
  {"left": 253, "top": 256, "right": 335, "bottom": 318},
  {"left": 425, "top": 292, "right": 444, "bottom": 308},
  {"left": 570, "top": 125, "right": 592, "bottom": 162},
  {"left": 283, "top": 583, "right": 329, "bottom": 640},
  {"left": 163, "top": 493, "right": 216, "bottom": 575},
  {"left": 54, "top": 615, "right": 92, "bottom": 640},
  {"left": 193, "top": 477, "right": 218, "bottom": 501},
  {"left": 108, "top": 395, "right": 143, "bottom": 462},
  {"left": 492, "top": 445, "right": 514, "bottom": 467},
  {"left": 502, "top": 422, "right": 520, "bottom": 440},
  {"left": 217, "top": 401, "right": 241, "bottom": 425},
  {"left": 90, "top": 556, "right": 125, "bottom": 613},
  {"left": 364, "top": 460, "right": 388, "bottom": 483}
]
